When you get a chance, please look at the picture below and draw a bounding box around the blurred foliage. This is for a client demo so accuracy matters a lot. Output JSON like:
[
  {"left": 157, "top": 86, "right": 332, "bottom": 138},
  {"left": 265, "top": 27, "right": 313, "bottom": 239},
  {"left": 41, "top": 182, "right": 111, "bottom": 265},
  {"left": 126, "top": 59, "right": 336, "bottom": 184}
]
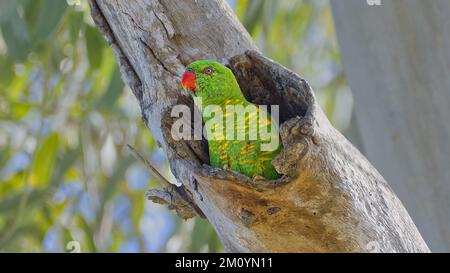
[
  {"left": 0, "top": 0, "right": 351, "bottom": 252},
  {"left": 237, "top": 0, "right": 353, "bottom": 128}
]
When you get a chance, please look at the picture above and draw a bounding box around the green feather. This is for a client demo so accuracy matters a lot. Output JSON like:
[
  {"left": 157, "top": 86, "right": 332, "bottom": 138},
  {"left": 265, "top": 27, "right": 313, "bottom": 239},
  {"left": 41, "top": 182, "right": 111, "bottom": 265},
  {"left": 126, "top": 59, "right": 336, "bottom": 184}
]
[{"left": 185, "top": 60, "right": 281, "bottom": 180}]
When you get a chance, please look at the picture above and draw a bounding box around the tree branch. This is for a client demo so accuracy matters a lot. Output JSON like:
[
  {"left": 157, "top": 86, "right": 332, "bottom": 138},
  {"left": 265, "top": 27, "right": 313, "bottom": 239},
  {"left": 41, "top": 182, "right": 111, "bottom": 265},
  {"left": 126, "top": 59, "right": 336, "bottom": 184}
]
[{"left": 126, "top": 144, "right": 204, "bottom": 219}]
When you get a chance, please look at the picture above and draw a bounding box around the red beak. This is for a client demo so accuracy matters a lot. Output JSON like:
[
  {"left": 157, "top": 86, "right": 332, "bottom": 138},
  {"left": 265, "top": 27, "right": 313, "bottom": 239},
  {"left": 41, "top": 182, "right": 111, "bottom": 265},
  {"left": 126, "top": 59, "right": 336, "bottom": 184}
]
[{"left": 181, "top": 70, "right": 196, "bottom": 92}]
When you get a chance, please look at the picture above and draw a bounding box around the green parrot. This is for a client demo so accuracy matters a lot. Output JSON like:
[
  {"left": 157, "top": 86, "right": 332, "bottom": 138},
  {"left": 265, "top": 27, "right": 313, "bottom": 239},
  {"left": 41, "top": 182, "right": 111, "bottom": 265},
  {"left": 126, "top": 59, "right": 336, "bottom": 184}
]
[{"left": 181, "top": 60, "right": 281, "bottom": 180}]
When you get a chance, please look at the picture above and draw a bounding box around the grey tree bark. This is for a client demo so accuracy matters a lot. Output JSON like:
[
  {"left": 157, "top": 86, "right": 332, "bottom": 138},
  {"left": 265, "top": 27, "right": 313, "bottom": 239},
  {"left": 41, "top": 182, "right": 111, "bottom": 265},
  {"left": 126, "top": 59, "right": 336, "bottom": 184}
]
[
  {"left": 89, "top": 0, "right": 429, "bottom": 252},
  {"left": 331, "top": 0, "right": 450, "bottom": 252}
]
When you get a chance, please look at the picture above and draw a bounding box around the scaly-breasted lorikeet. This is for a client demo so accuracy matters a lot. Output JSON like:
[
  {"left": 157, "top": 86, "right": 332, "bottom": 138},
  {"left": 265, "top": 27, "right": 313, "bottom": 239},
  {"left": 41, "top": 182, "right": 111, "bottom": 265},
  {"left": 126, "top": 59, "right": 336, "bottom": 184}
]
[{"left": 181, "top": 60, "right": 281, "bottom": 180}]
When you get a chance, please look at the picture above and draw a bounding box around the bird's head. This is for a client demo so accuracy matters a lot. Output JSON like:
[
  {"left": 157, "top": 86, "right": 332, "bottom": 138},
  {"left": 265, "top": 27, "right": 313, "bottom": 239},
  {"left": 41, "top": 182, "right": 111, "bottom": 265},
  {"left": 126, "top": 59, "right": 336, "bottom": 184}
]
[{"left": 181, "top": 60, "right": 241, "bottom": 101}]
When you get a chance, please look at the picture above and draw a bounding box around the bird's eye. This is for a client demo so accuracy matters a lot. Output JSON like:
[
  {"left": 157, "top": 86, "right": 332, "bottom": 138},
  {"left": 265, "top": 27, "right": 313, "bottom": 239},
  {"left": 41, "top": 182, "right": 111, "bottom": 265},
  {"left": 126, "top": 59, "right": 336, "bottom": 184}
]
[{"left": 203, "top": 67, "right": 214, "bottom": 75}]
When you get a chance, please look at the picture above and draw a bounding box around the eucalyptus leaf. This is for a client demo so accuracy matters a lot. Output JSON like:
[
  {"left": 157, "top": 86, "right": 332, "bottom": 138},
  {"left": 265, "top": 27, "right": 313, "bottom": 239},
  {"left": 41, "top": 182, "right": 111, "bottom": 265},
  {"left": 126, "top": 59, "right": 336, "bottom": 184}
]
[
  {"left": 96, "top": 67, "right": 124, "bottom": 111},
  {"left": 68, "top": 10, "right": 84, "bottom": 44},
  {"left": 30, "top": 133, "right": 59, "bottom": 188},
  {"left": 0, "top": 0, "right": 17, "bottom": 23},
  {"left": 32, "top": 0, "right": 67, "bottom": 42},
  {"left": 85, "top": 25, "right": 105, "bottom": 69},
  {"left": 0, "top": 10, "right": 31, "bottom": 61}
]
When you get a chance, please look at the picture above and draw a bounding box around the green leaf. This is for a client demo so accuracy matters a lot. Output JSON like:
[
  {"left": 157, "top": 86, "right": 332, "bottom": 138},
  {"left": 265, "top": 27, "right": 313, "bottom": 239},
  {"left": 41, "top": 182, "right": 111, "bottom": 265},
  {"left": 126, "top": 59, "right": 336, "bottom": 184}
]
[
  {"left": 0, "top": 147, "right": 11, "bottom": 168},
  {"left": 189, "top": 218, "right": 211, "bottom": 252},
  {"left": 32, "top": 0, "right": 67, "bottom": 41},
  {"left": 0, "top": 10, "right": 31, "bottom": 61},
  {"left": 0, "top": 0, "right": 17, "bottom": 23},
  {"left": 49, "top": 147, "right": 79, "bottom": 187},
  {"left": 30, "top": 133, "right": 59, "bottom": 188},
  {"left": 76, "top": 215, "right": 96, "bottom": 252},
  {"left": 0, "top": 147, "right": 78, "bottom": 215},
  {"left": 130, "top": 192, "right": 144, "bottom": 234},
  {"left": 0, "top": 55, "right": 15, "bottom": 87},
  {"left": 61, "top": 227, "right": 74, "bottom": 252},
  {"left": 68, "top": 10, "right": 84, "bottom": 44},
  {"left": 85, "top": 25, "right": 105, "bottom": 69},
  {"left": 21, "top": 0, "right": 42, "bottom": 32},
  {"left": 96, "top": 67, "right": 124, "bottom": 111},
  {"left": 207, "top": 226, "right": 222, "bottom": 253},
  {"left": 11, "top": 102, "right": 33, "bottom": 119},
  {"left": 0, "top": 189, "right": 48, "bottom": 215}
]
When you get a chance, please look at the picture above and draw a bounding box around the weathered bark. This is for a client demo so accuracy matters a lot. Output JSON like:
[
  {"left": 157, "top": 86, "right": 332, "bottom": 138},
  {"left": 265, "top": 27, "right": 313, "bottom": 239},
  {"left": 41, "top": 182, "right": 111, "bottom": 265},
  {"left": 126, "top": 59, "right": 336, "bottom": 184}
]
[
  {"left": 331, "top": 0, "right": 450, "bottom": 252},
  {"left": 89, "top": 0, "right": 429, "bottom": 252}
]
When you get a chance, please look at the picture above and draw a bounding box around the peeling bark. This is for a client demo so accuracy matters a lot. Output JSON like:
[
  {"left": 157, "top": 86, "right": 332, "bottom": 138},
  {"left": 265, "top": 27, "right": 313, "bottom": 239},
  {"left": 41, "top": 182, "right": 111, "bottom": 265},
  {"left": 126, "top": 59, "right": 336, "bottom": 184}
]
[{"left": 89, "top": 0, "right": 429, "bottom": 253}]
